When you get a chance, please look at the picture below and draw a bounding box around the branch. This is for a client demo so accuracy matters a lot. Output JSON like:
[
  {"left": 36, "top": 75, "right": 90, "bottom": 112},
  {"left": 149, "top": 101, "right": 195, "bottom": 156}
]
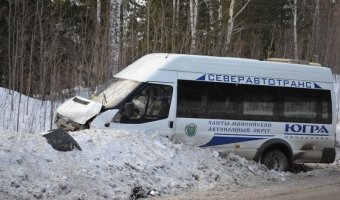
[{"left": 233, "top": 0, "right": 251, "bottom": 21}]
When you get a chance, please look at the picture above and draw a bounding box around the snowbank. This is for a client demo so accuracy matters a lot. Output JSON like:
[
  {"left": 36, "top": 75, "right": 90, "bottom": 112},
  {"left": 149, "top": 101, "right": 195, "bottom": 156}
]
[
  {"left": 0, "top": 129, "right": 288, "bottom": 199},
  {"left": 0, "top": 87, "right": 53, "bottom": 133},
  {"left": 0, "top": 87, "right": 89, "bottom": 134}
]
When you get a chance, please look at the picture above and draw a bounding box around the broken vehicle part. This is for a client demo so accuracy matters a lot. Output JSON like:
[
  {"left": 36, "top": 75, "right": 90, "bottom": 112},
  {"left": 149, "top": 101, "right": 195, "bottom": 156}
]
[{"left": 43, "top": 128, "right": 82, "bottom": 152}]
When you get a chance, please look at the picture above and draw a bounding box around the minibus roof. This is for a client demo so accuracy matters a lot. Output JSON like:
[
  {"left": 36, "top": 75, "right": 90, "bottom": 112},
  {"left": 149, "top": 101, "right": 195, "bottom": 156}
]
[{"left": 115, "top": 53, "right": 333, "bottom": 83}]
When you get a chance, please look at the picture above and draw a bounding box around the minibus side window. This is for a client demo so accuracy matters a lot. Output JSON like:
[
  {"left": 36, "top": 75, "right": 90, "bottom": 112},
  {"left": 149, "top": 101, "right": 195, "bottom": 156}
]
[
  {"left": 283, "top": 97, "right": 317, "bottom": 119},
  {"left": 177, "top": 81, "right": 207, "bottom": 118},
  {"left": 177, "top": 80, "right": 238, "bottom": 119},
  {"left": 321, "top": 99, "right": 331, "bottom": 120},
  {"left": 205, "top": 82, "right": 238, "bottom": 118},
  {"left": 116, "top": 84, "right": 173, "bottom": 124},
  {"left": 239, "top": 85, "right": 277, "bottom": 121},
  {"left": 280, "top": 88, "right": 331, "bottom": 123},
  {"left": 177, "top": 79, "right": 332, "bottom": 124}
]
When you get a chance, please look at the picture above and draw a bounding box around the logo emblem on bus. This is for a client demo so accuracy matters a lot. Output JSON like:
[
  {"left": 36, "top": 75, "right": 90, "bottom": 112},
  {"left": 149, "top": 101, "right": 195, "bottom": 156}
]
[{"left": 185, "top": 123, "right": 197, "bottom": 137}]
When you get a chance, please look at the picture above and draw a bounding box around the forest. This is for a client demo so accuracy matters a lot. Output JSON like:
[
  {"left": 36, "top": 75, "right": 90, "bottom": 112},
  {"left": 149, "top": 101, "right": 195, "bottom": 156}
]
[{"left": 0, "top": 0, "right": 340, "bottom": 100}]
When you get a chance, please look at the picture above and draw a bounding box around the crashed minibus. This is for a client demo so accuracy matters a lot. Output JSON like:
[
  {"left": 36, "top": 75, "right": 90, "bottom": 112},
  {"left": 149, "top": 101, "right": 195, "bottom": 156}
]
[{"left": 55, "top": 53, "right": 336, "bottom": 171}]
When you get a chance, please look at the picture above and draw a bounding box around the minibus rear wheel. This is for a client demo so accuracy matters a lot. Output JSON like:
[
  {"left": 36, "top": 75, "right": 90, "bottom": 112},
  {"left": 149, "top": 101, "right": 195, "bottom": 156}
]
[{"left": 261, "top": 150, "right": 289, "bottom": 171}]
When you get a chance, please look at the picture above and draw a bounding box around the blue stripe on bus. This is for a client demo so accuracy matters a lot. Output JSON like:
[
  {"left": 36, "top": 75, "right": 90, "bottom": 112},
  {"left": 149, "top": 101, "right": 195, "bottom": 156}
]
[
  {"left": 284, "top": 133, "right": 328, "bottom": 137},
  {"left": 200, "top": 135, "right": 270, "bottom": 147},
  {"left": 214, "top": 133, "right": 276, "bottom": 137}
]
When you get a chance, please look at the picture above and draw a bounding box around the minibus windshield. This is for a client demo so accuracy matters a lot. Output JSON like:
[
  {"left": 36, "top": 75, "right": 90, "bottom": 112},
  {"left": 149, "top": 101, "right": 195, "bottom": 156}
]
[{"left": 91, "top": 78, "right": 141, "bottom": 108}]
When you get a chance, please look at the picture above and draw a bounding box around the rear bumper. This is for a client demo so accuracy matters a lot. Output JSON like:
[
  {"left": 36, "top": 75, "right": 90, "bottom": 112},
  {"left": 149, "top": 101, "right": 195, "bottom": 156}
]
[{"left": 320, "top": 147, "right": 336, "bottom": 163}]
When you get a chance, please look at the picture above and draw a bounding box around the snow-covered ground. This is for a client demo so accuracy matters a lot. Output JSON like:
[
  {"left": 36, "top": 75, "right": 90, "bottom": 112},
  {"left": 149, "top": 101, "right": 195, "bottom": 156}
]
[
  {"left": 0, "top": 77, "right": 340, "bottom": 200},
  {"left": 0, "top": 129, "right": 289, "bottom": 199},
  {"left": 0, "top": 87, "right": 53, "bottom": 133}
]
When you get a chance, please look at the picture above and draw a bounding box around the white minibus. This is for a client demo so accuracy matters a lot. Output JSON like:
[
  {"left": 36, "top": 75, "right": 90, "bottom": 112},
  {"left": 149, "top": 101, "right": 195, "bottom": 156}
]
[{"left": 55, "top": 54, "right": 336, "bottom": 171}]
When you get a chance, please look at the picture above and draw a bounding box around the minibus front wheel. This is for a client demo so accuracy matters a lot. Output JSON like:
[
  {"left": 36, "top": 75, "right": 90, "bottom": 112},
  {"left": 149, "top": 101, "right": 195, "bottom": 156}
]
[{"left": 261, "top": 150, "right": 289, "bottom": 171}]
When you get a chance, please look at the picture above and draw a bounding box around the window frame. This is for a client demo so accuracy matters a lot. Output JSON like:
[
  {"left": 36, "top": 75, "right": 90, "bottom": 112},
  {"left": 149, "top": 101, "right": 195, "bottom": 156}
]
[{"left": 114, "top": 83, "right": 173, "bottom": 124}]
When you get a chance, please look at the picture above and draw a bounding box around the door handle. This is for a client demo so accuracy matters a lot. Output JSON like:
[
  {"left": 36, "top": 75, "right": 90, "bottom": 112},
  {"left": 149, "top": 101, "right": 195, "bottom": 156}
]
[{"left": 168, "top": 121, "right": 173, "bottom": 128}]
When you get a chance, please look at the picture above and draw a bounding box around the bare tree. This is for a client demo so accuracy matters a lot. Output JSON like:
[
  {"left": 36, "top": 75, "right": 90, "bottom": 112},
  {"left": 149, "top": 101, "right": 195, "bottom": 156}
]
[
  {"left": 218, "top": 0, "right": 222, "bottom": 23},
  {"left": 225, "top": 0, "right": 235, "bottom": 54},
  {"left": 147, "top": 0, "right": 150, "bottom": 53},
  {"left": 189, "top": 0, "right": 198, "bottom": 53},
  {"left": 94, "top": 0, "right": 101, "bottom": 69},
  {"left": 293, "top": 0, "right": 298, "bottom": 60},
  {"left": 110, "top": 0, "right": 122, "bottom": 75},
  {"left": 7, "top": 0, "right": 14, "bottom": 111},
  {"left": 307, "top": 0, "right": 320, "bottom": 62},
  {"left": 225, "top": 0, "right": 251, "bottom": 54},
  {"left": 172, "top": 0, "right": 179, "bottom": 52}
]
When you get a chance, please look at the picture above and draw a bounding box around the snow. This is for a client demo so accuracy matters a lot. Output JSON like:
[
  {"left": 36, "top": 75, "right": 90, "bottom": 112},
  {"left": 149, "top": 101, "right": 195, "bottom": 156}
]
[
  {"left": 0, "top": 87, "right": 53, "bottom": 133},
  {"left": 0, "top": 73, "right": 340, "bottom": 199},
  {"left": 0, "top": 130, "right": 288, "bottom": 199},
  {"left": 0, "top": 86, "right": 89, "bottom": 134}
]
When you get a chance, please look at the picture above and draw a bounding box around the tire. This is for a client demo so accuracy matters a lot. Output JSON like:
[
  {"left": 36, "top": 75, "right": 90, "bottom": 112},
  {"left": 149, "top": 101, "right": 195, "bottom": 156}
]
[{"left": 261, "top": 150, "right": 289, "bottom": 171}]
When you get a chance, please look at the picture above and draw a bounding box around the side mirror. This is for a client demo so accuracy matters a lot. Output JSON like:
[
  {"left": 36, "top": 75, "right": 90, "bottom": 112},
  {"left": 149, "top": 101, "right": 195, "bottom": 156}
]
[{"left": 124, "top": 102, "right": 134, "bottom": 118}]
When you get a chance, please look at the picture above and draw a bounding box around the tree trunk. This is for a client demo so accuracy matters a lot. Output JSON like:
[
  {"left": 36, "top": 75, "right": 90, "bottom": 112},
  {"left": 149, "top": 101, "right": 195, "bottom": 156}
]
[
  {"left": 293, "top": 0, "right": 298, "bottom": 60},
  {"left": 225, "top": 0, "right": 251, "bottom": 55},
  {"left": 94, "top": 0, "right": 101, "bottom": 67},
  {"left": 308, "top": 0, "right": 320, "bottom": 62},
  {"left": 109, "top": 0, "right": 121, "bottom": 76},
  {"left": 218, "top": 0, "right": 222, "bottom": 24},
  {"left": 146, "top": 1, "right": 150, "bottom": 53},
  {"left": 7, "top": 0, "right": 14, "bottom": 111},
  {"left": 172, "top": 0, "right": 177, "bottom": 52},
  {"left": 225, "top": 0, "right": 235, "bottom": 54},
  {"left": 189, "top": 0, "right": 198, "bottom": 54}
]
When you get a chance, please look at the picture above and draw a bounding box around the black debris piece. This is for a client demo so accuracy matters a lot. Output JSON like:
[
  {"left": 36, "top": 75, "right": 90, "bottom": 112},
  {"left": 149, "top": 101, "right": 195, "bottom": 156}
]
[
  {"left": 129, "top": 186, "right": 147, "bottom": 200},
  {"left": 43, "top": 128, "right": 82, "bottom": 152}
]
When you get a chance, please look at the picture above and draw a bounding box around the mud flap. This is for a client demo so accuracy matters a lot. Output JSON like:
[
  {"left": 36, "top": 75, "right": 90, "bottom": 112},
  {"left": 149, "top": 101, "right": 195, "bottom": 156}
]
[
  {"left": 320, "top": 148, "right": 335, "bottom": 163},
  {"left": 43, "top": 128, "right": 82, "bottom": 152}
]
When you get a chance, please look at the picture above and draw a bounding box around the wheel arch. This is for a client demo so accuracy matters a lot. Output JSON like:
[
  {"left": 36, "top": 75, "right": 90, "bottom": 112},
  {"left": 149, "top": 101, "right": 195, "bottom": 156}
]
[{"left": 253, "top": 138, "right": 293, "bottom": 163}]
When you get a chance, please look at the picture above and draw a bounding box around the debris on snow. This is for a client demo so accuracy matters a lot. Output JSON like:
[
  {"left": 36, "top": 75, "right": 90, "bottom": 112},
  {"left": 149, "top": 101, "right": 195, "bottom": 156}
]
[
  {"left": 43, "top": 128, "right": 81, "bottom": 152},
  {"left": 129, "top": 186, "right": 147, "bottom": 199}
]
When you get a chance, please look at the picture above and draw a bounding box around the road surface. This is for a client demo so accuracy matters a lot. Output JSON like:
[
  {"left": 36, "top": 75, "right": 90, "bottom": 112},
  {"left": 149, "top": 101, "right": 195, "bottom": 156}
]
[{"left": 158, "top": 166, "right": 340, "bottom": 200}]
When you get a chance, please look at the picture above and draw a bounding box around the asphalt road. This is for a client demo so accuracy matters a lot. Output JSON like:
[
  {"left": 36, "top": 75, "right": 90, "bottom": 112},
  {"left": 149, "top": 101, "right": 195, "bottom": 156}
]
[{"left": 158, "top": 167, "right": 340, "bottom": 200}]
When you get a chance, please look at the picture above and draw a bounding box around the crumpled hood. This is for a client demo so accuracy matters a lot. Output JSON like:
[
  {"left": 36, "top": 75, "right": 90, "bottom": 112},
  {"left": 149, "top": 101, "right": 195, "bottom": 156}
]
[{"left": 56, "top": 96, "right": 102, "bottom": 124}]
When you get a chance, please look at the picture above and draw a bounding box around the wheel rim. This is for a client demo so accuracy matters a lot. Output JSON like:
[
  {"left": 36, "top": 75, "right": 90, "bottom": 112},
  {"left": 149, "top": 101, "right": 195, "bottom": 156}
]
[{"left": 264, "top": 152, "right": 285, "bottom": 171}]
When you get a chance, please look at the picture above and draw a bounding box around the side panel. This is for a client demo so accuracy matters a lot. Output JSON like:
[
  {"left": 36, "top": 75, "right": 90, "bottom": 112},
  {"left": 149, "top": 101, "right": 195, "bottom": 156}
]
[
  {"left": 174, "top": 71, "right": 336, "bottom": 163},
  {"left": 175, "top": 118, "right": 334, "bottom": 161}
]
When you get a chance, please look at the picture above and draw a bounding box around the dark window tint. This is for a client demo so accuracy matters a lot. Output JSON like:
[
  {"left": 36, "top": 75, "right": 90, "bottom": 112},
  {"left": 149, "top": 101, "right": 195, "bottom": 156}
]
[
  {"left": 177, "top": 81, "right": 207, "bottom": 118},
  {"left": 239, "top": 85, "right": 277, "bottom": 121},
  {"left": 206, "top": 83, "right": 238, "bottom": 118},
  {"left": 177, "top": 80, "right": 238, "bottom": 119},
  {"left": 281, "top": 88, "right": 331, "bottom": 123},
  {"left": 177, "top": 80, "right": 332, "bottom": 124}
]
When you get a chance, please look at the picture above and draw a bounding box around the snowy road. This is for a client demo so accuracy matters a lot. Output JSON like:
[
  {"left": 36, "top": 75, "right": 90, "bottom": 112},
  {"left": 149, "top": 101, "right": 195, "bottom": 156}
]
[{"left": 158, "top": 167, "right": 340, "bottom": 200}]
